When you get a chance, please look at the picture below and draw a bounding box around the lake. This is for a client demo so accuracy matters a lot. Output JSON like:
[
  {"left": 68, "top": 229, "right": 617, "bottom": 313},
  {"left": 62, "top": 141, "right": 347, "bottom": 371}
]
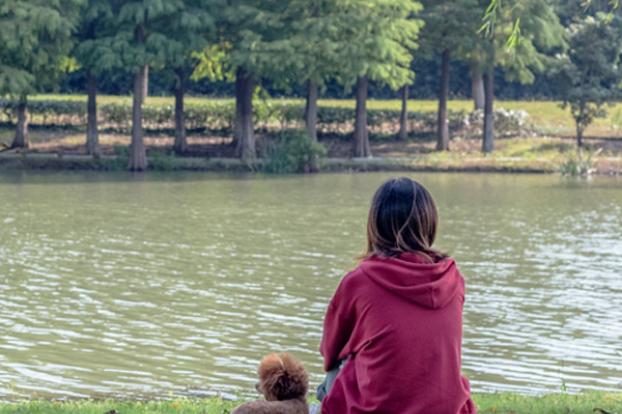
[{"left": 0, "top": 171, "right": 620, "bottom": 399}]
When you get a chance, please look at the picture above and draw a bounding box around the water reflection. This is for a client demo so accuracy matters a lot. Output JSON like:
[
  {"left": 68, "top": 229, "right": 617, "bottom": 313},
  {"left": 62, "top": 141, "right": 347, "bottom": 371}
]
[{"left": 0, "top": 172, "right": 620, "bottom": 398}]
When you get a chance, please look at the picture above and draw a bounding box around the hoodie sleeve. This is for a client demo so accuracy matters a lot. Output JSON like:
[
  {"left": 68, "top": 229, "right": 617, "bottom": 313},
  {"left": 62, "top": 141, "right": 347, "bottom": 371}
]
[{"left": 319, "top": 274, "right": 357, "bottom": 372}]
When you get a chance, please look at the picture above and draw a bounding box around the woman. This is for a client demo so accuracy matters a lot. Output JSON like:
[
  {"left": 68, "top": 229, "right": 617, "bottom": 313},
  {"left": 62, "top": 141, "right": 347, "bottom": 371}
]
[{"left": 317, "top": 177, "right": 475, "bottom": 414}]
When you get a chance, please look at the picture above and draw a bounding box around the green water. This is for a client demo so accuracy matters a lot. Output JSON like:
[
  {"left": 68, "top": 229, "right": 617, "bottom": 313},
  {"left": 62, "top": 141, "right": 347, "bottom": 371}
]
[{"left": 0, "top": 172, "right": 620, "bottom": 399}]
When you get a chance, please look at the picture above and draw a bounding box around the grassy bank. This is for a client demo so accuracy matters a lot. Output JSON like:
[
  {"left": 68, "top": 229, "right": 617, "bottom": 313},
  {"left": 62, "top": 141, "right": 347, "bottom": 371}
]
[
  {"left": 1, "top": 393, "right": 620, "bottom": 414},
  {"left": 1, "top": 136, "right": 620, "bottom": 175}
]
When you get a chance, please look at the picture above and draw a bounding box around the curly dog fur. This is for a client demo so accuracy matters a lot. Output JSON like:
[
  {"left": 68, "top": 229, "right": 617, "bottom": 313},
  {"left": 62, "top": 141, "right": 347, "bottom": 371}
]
[{"left": 232, "top": 353, "right": 309, "bottom": 414}]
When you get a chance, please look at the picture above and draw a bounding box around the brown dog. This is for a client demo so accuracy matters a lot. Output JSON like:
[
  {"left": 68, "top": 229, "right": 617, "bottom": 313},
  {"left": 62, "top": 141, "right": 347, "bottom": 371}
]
[{"left": 232, "top": 353, "right": 309, "bottom": 414}]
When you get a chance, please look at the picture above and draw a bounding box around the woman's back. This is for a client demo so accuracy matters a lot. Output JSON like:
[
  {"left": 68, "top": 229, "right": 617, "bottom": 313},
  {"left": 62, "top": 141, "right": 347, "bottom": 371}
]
[{"left": 320, "top": 253, "right": 474, "bottom": 414}]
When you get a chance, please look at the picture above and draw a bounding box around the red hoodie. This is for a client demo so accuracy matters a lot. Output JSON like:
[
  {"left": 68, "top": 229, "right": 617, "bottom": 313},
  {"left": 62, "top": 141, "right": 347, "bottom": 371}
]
[{"left": 320, "top": 253, "right": 476, "bottom": 414}]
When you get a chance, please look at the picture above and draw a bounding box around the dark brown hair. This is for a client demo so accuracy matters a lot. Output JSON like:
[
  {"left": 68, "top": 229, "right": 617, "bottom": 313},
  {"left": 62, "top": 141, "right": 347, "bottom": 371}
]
[{"left": 363, "top": 177, "right": 445, "bottom": 262}]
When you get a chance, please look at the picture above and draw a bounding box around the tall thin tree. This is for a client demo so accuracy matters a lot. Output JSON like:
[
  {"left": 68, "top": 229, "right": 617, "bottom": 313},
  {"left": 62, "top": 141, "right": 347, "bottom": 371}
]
[{"left": 0, "top": 0, "right": 82, "bottom": 149}]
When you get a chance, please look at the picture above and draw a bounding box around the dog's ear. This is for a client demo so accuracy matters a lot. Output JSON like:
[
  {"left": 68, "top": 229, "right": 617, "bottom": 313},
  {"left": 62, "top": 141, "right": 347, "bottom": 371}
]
[
  {"left": 258, "top": 353, "right": 285, "bottom": 401},
  {"left": 258, "top": 353, "right": 308, "bottom": 401},
  {"left": 279, "top": 353, "right": 309, "bottom": 398}
]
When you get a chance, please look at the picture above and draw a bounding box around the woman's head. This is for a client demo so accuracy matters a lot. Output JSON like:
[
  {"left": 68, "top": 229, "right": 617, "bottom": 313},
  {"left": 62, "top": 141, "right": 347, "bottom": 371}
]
[{"left": 364, "top": 177, "right": 444, "bottom": 261}]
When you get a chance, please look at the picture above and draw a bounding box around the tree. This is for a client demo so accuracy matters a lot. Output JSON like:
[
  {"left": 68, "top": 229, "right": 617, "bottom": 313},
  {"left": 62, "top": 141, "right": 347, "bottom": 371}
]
[
  {"left": 398, "top": 85, "right": 409, "bottom": 141},
  {"left": 112, "top": 0, "right": 197, "bottom": 171},
  {"left": 419, "top": 0, "right": 481, "bottom": 151},
  {"left": 216, "top": 1, "right": 292, "bottom": 162},
  {"left": 0, "top": 0, "right": 83, "bottom": 149},
  {"left": 158, "top": 0, "right": 217, "bottom": 154},
  {"left": 335, "top": 0, "right": 423, "bottom": 158},
  {"left": 74, "top": 0, "right": 118, "bottom": 156},
  {"left": 479, "top": 0, "right": 566, "bottom": 153},
  {"left": 281, "top": 0, "right": 344, "bottom": 145},
  {"left": 554, "top": 13, "right": 622, "bottom": 147}
]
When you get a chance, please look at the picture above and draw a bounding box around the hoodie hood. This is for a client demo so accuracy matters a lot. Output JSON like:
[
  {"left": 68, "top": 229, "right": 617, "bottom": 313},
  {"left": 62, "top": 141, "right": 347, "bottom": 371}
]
[{"left": 359, "top": 252, "right": 461, "bottom": 309}]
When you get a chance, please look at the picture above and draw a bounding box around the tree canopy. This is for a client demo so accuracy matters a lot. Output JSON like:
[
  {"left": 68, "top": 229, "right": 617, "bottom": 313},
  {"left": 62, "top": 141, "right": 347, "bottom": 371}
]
[
  {"left": 0, "top": 0, "right": 83, "bottom": 148},
  {"left": 0, "top": 0, "right": 82, "bottom": 97},
  {"left": 334, "top": 0, "right": 423, "bottom": 90},
  {"left": 554, "top": 13, "right": 622, "bottom": 146},
  {"left": 1, "top": 0, "right": 621, "bottom": 163}
]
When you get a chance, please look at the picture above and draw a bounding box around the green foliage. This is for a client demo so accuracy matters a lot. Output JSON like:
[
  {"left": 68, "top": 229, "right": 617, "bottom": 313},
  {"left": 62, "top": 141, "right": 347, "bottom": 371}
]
[
  {"left": 0, "top": 98, "right": 531, "bottom": 138},
  {"left": 192, "top": 44, "right": 232, "bottom": 82},
  {"left": 113, "top": 145, "right": 130, "bottom": 157},
  {"left": 559, "top": 149, "right": 598, "bottom": 176},
  {"left": 216, "top": 0, "right": 292, "bottom": 78},
  {"left": 419, "top": 0, "right": 482, "bottom": 59},
  {"left": 275, "top": 0, "right": 346, "bottom": 88},
  {"left": 158, "top": 0, "right": 218, "bottom": 77},
  {"left": 109, "top": 0, "right": 216, "bottom": 73},
  {"left": 73, "top": 0, "right": 118, "bottom": 75},
  {"left": 263, "top": 129, "right": 327, "bottom": 173},
  {"left": 481, "top": 0, "right": 567, "bottom": 84},
  {"left": 148, "top": 152, "right": 181, "bottom": 171},
  {"left": 334, "top": 0, "right": 424, "bottom": 90},
  {"left": 553, "top": 13, "right": 622, "bottom": 143},
  {"left": 0, "top": 0, "right": 84, "bottom": 97},
  {"left": 481, "top": 0, "right": 521, "bottom": 50}
]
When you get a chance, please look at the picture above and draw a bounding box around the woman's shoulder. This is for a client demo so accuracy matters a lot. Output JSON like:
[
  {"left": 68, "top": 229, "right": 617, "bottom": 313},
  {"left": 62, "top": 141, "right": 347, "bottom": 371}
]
[
  {"left": 333, "top": 262, "right": 376, "bottom": 293},
  {"left": 338, "top": 266, "right": 367, "bottom": 288}
]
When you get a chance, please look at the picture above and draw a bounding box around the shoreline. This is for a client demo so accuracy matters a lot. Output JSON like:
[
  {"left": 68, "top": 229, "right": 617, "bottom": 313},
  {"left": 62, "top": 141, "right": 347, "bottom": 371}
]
[{"left": 0, "top": 152, "right": 603, "bottom": 175}]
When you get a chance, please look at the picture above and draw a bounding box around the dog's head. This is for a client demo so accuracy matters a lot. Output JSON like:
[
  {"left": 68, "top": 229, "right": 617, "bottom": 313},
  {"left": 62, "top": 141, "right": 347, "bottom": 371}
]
[{"left": 256, "top": 353, "right": 308, "bottom": 401}]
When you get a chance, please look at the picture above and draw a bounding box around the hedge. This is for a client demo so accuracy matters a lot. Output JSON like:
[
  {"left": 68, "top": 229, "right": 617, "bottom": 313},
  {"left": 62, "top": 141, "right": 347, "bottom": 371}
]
[{"left": 0, "top": 99, "right": 529, "bottom": 137}]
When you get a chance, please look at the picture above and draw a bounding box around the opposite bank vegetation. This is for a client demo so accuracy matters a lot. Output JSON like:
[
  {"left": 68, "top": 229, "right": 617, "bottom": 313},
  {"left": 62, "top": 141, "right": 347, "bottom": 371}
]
[
  {"left": 1, "top": 97, "right": 618, "bottom": 176},
  {"left": 0, "top": 393, "right": 621, "bottom": 414}
]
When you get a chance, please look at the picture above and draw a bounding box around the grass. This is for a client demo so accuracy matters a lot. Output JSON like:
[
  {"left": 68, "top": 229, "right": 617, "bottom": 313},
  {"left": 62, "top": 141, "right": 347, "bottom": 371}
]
[
  {"left": 474, "top": 392, "right": 622, "bottom": 414},
  {"left": 0, "top": 399, "right": 237, "bottom": 414},
  {"left": 0, "top": 393, "right": 620, "bottom": 414},
  {"left": 29, "top": 94, "right": 622, "bottom": 138}
]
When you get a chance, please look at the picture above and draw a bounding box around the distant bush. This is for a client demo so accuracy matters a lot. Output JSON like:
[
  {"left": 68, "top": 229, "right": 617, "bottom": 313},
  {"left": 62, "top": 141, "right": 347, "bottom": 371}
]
[
  {"left": 559, "top": 149, "right": 598, "bottom": 176},
  {"left": 148, "top": 152, "right": 179, "bottom": 171},
  {"left": 263, "top": 129, "right": 327, "bottom": 174}
]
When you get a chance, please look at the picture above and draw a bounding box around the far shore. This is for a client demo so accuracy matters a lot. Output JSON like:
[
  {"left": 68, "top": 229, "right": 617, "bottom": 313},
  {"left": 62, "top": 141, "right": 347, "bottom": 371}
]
[
  {"left": 1, "top": 97, "right": 622, "bottom": 176},
  {"left": 1, "top": 150, "right": 621, "bottom": 175}
]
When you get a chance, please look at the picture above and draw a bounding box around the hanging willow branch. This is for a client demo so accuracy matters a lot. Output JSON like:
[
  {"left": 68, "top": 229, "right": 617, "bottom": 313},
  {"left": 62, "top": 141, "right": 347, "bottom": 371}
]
[
  {"left": 486, "top": 0, "right": 619, "bottom": 52},
  {"left": 480, "top": 0, "right": 520, "bottom": 51}
]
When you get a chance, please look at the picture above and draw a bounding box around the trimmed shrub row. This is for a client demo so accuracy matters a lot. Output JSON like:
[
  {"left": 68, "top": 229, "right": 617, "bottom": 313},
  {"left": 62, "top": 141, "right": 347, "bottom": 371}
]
[{"left": 0, "top": 99, "right": 529, "bottom": 137}]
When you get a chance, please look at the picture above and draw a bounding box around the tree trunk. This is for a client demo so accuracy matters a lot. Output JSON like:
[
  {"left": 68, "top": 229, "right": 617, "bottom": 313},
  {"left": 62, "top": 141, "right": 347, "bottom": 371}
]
[
  {"left": 305, "top": 79, "right": 320, "bottom": 173},
  {"left": 305, "top": 80, "right": 318, "bottom": 142},
  {"left": 129, "top": 65, "right": 148, "bottom": 171},
  {"left": 234, "top": 68, "right": 256, "bottom": 162},
  {"left": 482, "top": 67, "right": 495, "bottom": 153},
  {"left": 576, "top": 123, "right": 584, "bottom": 148},
  {"left": 353, "top": 76, "right": 371, "bottom": 158},
  {"left": 471, "top": 66, "right": 485, "bottom": 111},
  {"left": 398, "top": 85, "right": 408, "bottom": 141},
  {"left": 86, "top": 71, "right": 100, "bottom": 156},
  {"left": 142, "top": 65, "right": 149, "bottom": 103},
  {"left": 11, "top": 97, "right": 29, "bottom": 149},
  {"left": 437, "top": 49, "right": 450, "bottom": 151},
  {"left": 173, "top": 69, "right": 187, "bottom": 154}
]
